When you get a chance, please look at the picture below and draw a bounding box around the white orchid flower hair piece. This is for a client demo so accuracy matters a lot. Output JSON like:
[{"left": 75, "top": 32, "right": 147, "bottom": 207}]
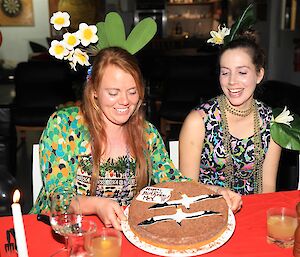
[
  {"left": 49, "top": 11, "right": 157, "bottom": 71},
  {"left": 207, "top": 3, "right": 255, "bottom": 46},
  {"left": 207, "top": 25, "right": 230, "bottom": 45}
]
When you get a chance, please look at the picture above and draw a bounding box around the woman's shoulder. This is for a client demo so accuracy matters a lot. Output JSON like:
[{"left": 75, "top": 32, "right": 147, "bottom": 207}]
[
  {"left": 47, "top": 106, "right": 86, "bottom": 129},
  {"left": 144, "top": 121, "right": 159, "bottom": 134},
  {"left": 192, "top": 97, "right": 220, "bottom": 121},
  {"left": 255, "top": 99, "right": 272, "bottom": 117},
  {"left": 50, "top": 106, "right": 82, "bottom": 121},
  {"left": 53, "top": 105, "right": 81, "bottom": 117},
  {"left": 194, "top": 97, "right": 219, "bottom": 111}
]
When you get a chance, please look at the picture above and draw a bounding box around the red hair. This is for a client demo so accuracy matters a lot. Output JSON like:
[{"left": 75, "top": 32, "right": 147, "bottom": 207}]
[{"left": 81, "top": 47, "right": 150, "bottom": 195}]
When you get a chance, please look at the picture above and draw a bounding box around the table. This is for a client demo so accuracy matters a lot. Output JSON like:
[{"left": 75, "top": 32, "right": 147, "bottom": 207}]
[{"left": 1, "top": 190, "right": 299, "bottom": 257}]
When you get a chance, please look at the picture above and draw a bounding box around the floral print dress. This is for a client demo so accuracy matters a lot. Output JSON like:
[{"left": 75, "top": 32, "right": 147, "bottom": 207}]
[
  {"left": 31, "top": 106, "right": 183, "bottom": 213},
  {"left": 195, "top": 97, "right": 272, "bottom": 195}
]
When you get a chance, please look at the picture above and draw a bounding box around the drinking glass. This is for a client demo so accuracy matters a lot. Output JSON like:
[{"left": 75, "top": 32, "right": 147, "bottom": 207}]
[
  {"left": 86, "top": 227, "right": 122, "bottom": 257},
  {"left": 68, "top": 219, "right": 97, "bottom": 257},
  {"left": 50, "top": 186, "right": 82, "bottom": 256},
  {"left": 267, "top": 207, "right": 297, "bottom": 248}
]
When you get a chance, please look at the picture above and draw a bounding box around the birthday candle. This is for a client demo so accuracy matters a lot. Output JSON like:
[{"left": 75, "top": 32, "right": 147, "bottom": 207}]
[{"left": 11, "top": 190, "right": 29, "bottom": 257}]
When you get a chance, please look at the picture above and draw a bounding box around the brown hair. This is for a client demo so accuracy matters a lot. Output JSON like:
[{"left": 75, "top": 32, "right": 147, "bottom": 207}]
[
  {"left": 220, "top": 29, "right": 266, "bottom": 73},
  {"left": 81, "top": 47, "right": 149, "bottom": 195}
]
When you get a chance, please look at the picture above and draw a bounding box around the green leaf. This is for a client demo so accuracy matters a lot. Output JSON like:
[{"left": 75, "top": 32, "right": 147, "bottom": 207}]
[
  {"left": 271, "top": 109, "right": 300, "bottom": 150},
  {"left": 96, "top": 22, "right": 109, "bottom": 50},
  {"left": 104, "top": 12, "right": 126, "bottom": 49},
  {"left": 224, "top": 3, "right": 256, "bottom": 45},
  {"left": 124, "top": 17, "right": 157, "bottom": 54}
]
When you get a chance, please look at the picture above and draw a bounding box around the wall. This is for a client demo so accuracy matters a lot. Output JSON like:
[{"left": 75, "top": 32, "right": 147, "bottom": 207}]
[
  {"left": 0, "top": 0, "right": 50, "bottom": 68},
  {"left": 0, "top": 0, "right": 299, "bottom": 86},
  {"left": 266, "top": 1, "right": 300, "bottom": 85}
]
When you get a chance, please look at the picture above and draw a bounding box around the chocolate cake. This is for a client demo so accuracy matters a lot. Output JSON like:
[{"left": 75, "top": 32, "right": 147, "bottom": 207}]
[{"left": 128, "top": 181, "right": 228, "bottom": 250}]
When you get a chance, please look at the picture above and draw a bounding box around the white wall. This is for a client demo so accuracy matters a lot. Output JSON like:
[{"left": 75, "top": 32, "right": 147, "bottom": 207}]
[
  {"left": 267, "top": 1, "right": 300, "bottom": 85},
  {"left": 0, "top": 0, "right": 50, "bottom": 68}
]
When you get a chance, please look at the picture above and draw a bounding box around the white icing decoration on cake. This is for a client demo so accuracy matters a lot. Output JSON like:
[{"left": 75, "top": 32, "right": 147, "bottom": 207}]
[
  {"left": 149, "top": 193, "right": 222, "bottom": 210},
  {"left": 139, "top": 208, "right": 221, "bottom": 226}
]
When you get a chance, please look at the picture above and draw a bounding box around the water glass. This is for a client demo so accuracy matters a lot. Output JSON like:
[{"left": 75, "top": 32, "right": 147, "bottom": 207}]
[
  {"left": 68, "top": 219, "right": 97, "bottom": 257},
  {"left": 267, "top": 207, "right": 297, "bottom": 248},
  {"left": 87, "top": 227, "right": 122, "bottom": 257}
]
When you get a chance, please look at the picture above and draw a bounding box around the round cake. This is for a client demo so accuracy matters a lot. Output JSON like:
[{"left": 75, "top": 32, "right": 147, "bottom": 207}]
[{"left": 128, "top": 181, "right": 228, "bottom": 250}]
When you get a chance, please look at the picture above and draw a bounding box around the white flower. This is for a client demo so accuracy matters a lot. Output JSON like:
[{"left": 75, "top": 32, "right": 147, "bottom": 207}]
[
  {"left": 64, "top": 49, "right": 74, "bottom": 61},
  {"left": 69, "top": 61, "right": 77, "bottom": 71},
  {"left": 64, "top": 49, "right": 77, "bottom": 70},
  {"left": 63, "top": 32, "right": 80, "bottom": 50},
  {"left": 272, "top": 106, "right": 294, "bottom": 127},
  {"left": 49, "top": 40, "right": 69, "bottom": 60},
  {"left": 73, "top": 48, "right": 90, "bottom": 67},
  {"left": 207, "top": 25, "right": 230, "bottom": 45},
  {"left": 50, "top": 11, "right": 70, "bottom": 31},
  {"left": 76, "top": 23, "right": 98, "bottom": 47}
]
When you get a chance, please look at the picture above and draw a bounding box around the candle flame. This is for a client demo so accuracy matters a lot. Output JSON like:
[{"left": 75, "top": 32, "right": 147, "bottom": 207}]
[{"left": 13, "top": 189, "right": 20, "bottom": 203}]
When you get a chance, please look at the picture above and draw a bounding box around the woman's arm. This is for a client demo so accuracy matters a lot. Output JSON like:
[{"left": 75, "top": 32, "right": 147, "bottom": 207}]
[
  {"left": 39, "top": 108, "right": 126, "bottom": 229},
  {"left": 179, "top": 110, "right": 205, "bottom": 181},
  {"left": 262, "top": 138, "right": 282, "bottom": 193},
  {"left": 179, "top": 112, "right": 243, "bottom": 212}
]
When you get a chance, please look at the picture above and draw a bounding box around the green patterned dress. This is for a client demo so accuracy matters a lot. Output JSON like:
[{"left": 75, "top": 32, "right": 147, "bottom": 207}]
[{"left": 31, "top": 106, "right": 184, "bottom": 213}]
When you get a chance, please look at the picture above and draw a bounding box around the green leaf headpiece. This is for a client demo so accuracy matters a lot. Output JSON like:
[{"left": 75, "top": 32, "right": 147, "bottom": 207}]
[{"left": 96, "top": 12, "right": 157, "bottom": 54}]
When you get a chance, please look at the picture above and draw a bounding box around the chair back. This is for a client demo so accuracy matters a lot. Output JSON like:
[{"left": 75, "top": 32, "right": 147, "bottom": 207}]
[
  {"left": 13, "top": 60, "right": 75, "bottom": 128},
  {"left": 169, "top": 140, "right": 179, "bottom": 169},
  {"left": 32, "top": 144, "right": 42, "bottom": 204}
]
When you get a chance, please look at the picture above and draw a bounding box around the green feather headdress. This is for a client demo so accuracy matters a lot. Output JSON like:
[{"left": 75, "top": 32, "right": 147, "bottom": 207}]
[{"left": 48, "top": 11, "right": 157, "bottom": 70}]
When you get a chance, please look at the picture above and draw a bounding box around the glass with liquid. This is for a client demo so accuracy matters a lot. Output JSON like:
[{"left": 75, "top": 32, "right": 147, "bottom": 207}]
[
  {"left": 87, "top": 227, "right": 122, "bottom": 257},
  {"left": 267, "top": 207, "right": 297, "bottom": 248}
]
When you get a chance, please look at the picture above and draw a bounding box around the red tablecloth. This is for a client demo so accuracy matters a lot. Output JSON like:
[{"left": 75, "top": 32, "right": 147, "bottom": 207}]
[{"left": 1, "top": 190, "right": 299, "bottom": 257}]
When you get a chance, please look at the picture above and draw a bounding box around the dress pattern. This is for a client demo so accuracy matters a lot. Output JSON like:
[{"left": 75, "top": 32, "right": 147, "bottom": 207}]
[
  {"left": 195, "top": 97, "right": 272, "bottom": 195},
  {"left": 31, "top": 106, "right": 184, "bottom": 213}
]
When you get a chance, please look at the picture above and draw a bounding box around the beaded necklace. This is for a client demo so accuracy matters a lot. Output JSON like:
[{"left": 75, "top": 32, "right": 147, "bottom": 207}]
[
  {"left": 217, "top": 95, "right": 263, "bottom": 193},
  {"left": 223, "top": 96, "right": 254, "bottom": 117}
]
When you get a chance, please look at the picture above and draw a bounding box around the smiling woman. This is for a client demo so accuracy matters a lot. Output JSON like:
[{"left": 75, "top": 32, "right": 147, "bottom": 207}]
[
  {"left": 179, "top": 4, "right": 282, "bottom": 195},
  {"left": 30, "top": 11, "right": 189, "bottom": 232}
]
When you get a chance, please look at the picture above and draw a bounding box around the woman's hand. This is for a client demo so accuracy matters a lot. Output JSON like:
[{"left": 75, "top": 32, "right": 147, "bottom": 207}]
[
  {"left": 94, "top": 198, "right": 127, "bottom": 231},
  {"left": 205, "top": 185, "right": 242, "bottom": 213},
  {"left": 217, "top": 187, "right": 242, "bottom": 213},
  {"left": 77, "top": 196, "right": 127, "bottom": 231}
]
